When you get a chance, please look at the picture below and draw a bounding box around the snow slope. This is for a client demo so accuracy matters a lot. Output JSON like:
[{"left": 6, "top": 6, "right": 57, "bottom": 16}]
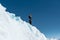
[{"left": 0, "top": 4, "right": 58, "bottom": 40}]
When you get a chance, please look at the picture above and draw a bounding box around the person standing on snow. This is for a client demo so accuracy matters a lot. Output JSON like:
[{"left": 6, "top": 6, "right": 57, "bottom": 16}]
[{"left": 28, "top": 14, "right": 32, "bottom": 24}]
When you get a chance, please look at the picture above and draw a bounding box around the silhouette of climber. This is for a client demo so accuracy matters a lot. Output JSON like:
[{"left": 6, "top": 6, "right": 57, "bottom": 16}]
[{"left": 28, "top": 14, "right": 32, "bottom": 24}]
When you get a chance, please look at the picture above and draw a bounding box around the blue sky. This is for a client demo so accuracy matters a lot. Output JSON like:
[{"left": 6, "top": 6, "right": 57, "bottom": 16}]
[{"left": 0, "top": 0, "right": 60, "bottom": 38}]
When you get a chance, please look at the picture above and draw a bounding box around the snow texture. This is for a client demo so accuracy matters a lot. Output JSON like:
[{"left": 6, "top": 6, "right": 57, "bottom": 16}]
[{"left": 0, "top": 4, "right": 58, "bottom": 40}]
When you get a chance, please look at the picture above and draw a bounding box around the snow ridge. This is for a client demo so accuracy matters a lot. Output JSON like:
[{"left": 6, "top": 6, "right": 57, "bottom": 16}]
[{"left": 0, "top": 4, "right": 58, "bottom": 40}]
